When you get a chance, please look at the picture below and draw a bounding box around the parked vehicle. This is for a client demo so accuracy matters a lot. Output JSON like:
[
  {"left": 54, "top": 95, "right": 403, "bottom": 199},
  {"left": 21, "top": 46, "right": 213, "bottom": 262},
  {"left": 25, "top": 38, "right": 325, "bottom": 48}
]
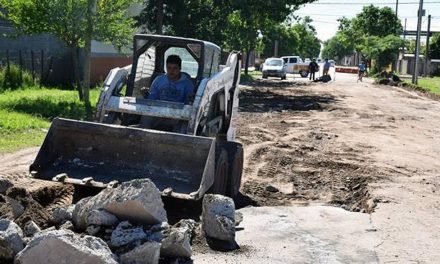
[
  {"left": 282, "top": 55, "right": 319, "bottom": 78},
  {"left": 261, "top": 58, "right": 287, "bottom": 79}
]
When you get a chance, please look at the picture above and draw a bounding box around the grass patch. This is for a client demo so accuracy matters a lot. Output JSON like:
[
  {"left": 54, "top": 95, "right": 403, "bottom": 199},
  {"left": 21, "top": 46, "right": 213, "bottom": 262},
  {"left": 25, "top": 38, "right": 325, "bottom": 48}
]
[
  {"left": 0, "top": 86, "right": 100, "bottom": 153},
  {"left": 417, "top": 77, "right": 440, "bottom": 95},
  {"left": 240, "top": 70, "right": 261, "bottom": 84}
]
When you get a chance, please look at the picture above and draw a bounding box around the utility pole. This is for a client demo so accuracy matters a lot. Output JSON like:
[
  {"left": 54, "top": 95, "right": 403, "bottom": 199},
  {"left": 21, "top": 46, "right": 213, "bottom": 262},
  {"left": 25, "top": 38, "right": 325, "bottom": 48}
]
[
  {"left": 396, "top": 0, "right": 399, "bottom": 15},
  {"left": 423, "top": 15, "right": 432, "bottom": 77},
  {"left": 412, "top": 0, "right": 424, "bottom": 85}
]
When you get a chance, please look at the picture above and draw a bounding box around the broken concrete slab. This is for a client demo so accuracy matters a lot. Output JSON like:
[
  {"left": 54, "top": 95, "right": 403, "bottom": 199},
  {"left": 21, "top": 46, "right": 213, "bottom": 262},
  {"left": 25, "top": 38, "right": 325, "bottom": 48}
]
[
  {"left": 111, "top": 221, "right": 148, "bottom": 248},
  {"left": 192, "top": 206, "right": 380, "bottom": 263},
  {"left": 51, "top": 206, "right": 74, "bottom": 225},
  {"left": 15, "top": 230, "right": 118, "bottom": 264},
  {"left": 160, "top": 221, "right": 193, "bottom": 258},
  {"left": 59, "top": 221, "right": 74, "bottom": 231},
  {"left": 202, "top": 194, "right": 235, "bottom": 242},
  {"left": 120, "top": 241, "right": 161, "bottom": 264},
  {"left": 86, "top": 225, "right": 101, "bottom": 236},
  {"left": 23, "top": 221, "right": 41, "bottom": 237},
  {"left": 0, "top": 219, "right": 25, "bottom": 261},
  {"left": 73, "top": 179, "right": 167, "bottom": 230},
  {"left": 87, "top": 209, "right": 119, "bottom": 227}
]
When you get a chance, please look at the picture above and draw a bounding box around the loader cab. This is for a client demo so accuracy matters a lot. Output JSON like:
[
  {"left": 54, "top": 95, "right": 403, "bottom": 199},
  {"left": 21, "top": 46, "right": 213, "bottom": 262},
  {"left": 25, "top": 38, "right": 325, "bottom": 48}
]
[{"left": 127, "top": 34, "right": 221, "bottom": 100}]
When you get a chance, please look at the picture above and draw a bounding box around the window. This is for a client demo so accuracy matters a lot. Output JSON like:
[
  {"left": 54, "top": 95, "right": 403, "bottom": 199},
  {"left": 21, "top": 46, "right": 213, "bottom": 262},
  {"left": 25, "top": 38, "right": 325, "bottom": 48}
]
[
  {"left": 165, "top": 47, "right": 198, "bottom": 77},
  {"left": 283, "top": 58, "right": 288, "bottom": 64},
  {"left": 289, "top": 58, "right": 297, "bottom": 63}
]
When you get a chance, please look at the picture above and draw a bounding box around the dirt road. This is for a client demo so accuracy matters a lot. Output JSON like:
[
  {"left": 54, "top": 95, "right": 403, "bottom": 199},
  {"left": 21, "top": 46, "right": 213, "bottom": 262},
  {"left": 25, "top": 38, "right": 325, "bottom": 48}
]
[
  {"left": 1, "top": 73, "right": 439, "bottom": 262},
  {"left": 235, "top": 73, "right": 440, "bottom": 263}
]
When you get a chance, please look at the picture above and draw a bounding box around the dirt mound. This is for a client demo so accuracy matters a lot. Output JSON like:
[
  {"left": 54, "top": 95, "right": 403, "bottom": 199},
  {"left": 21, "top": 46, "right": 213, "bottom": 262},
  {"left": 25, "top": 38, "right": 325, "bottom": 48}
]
[{"left": 0, "top": 177, "right": 74, "bottom": 229}]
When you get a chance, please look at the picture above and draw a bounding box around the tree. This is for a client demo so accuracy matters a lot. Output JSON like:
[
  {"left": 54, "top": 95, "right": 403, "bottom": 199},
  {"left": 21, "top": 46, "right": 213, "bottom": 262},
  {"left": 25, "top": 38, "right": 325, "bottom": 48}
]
[
  {"left": 136, "top": 0, "right": 231, "bottom": 45},
  {"left": 292, "top": 17, "right": 321, "bottom": 59},
  {"left": 137, "top": 0, "right": 316, "bottom": 74},
  {"left": 321, "top": 33, "right": 355, "bottom": 60},
  {"left": 429, "top": 33, "right": 440, "bottom": 60},
  {"left": 0, "top": 0, "right": 136, "bottom": 116},
  {"left": 352, "top": 5, "right": 402, "bottom": 37},
  {"left": 322, "top": 5, "right": 402, "bottom": 70},
  {"left": 360, "top": 35, "right": 404, "bottom": 72}
]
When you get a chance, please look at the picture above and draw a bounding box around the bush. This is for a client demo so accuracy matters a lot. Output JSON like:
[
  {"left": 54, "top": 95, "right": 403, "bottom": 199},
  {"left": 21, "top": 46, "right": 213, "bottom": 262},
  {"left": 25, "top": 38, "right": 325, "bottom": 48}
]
[{"left": 0, "top": 64, "right": 35, "bottom": 92}]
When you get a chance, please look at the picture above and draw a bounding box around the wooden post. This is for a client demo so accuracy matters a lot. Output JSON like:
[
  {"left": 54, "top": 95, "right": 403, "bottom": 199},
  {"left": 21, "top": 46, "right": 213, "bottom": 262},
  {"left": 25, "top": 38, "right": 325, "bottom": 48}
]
[
  {"left": 19, "top": 50, "right": 23, "bottom": 85},
  {"left": 31, "top": 50, "right": 35, "bottom": 82},
  {"left": 45, "top": 56, "right": 53, "bottom": 84},
  {"left": 40, "top": 49, "right": 44, "bottom": 87}
]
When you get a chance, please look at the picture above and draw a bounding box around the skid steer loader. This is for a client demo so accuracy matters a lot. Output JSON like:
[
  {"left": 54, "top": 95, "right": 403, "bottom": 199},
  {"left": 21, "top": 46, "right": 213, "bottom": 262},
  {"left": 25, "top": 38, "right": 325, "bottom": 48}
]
[{"left": 30, "top": 34, "right": 243, "bottom": 200}]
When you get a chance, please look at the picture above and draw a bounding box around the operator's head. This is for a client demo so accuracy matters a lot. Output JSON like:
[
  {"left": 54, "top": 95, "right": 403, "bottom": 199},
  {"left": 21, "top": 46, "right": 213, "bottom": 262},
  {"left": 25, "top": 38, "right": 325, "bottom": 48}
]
[
  {"left": 166, "top": 55, "right": 182, "bottom": 81},
  {"left": 325, "top": 58, "right": 329, "bottom": 62},
  {"left": 313, "top": 58, "right": 316, "bottom": 62}
]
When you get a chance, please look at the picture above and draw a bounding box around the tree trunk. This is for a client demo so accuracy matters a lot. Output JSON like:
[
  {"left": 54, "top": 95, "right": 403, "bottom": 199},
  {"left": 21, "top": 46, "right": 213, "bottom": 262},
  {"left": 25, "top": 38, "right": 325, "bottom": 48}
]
[
  {"left": 156, "top": 0, "right": 164, "bottom": 34},
  {"left": 83, "top": 0, "right": 95, "bottom": 119},
  {"left": 71, "top": 46, "right": 83, "bottom": 100},
  {"left": 244, "top": 47, "right": 253, "bottom": 75}
]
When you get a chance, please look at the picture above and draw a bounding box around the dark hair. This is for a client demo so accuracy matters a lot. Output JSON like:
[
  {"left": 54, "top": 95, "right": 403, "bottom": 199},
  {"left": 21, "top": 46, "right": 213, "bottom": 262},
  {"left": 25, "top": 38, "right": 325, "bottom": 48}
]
[{"left": 166, "top": 55, "right": 182, "bottom": 69}]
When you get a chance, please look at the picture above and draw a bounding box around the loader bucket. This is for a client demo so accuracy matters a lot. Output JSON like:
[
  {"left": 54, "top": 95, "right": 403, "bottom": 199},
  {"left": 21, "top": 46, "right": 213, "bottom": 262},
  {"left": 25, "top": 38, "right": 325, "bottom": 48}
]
[{"left": 30, "top": 118, "right": 216, "bottom": 200}]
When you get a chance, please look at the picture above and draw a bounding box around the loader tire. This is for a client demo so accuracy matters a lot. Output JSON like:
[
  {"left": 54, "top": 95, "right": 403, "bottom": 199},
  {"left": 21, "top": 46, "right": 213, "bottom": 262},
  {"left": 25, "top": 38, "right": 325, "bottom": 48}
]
[
  {"left": 225, "top": 142, "right": 243, "bottom": 199},
  {"left": 211, "top": 148, "right": 229, "bottom": 195}
]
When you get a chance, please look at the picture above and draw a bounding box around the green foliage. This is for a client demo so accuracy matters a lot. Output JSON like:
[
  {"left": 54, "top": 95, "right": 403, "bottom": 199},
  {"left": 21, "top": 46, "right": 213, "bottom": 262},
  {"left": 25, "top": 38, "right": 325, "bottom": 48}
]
[
  {"left": 137, "top": 0, "right": 230, "bottom": 45},
  {"left": 137, "top": 0, "right": 316, "bottom": 73},
  {"left": 0, "top": 64, "right": 35, "bottom": 92},
  {"left": 0, "top": 87, "right": 101, "bottom": 153},
  {"left": 0, "top": 0, "right": 136, "bottom": 50},
  {"left": 291, "top": 17, "right": 320, "bottom": 59},
  {"left": 430, "top": 33, "right": 440, "bottom": 60},
  {"left": 322, "top": 5, "right": 402, "bottom": 66},
  {"left": 360, "top": 35, "right": 404, "bottom": 72},
  {"left": 351, "top": 5, "right": 402, "bottom": 37},
  {"left": 322, "top": 33, "right": 354, "bottom": 60}
]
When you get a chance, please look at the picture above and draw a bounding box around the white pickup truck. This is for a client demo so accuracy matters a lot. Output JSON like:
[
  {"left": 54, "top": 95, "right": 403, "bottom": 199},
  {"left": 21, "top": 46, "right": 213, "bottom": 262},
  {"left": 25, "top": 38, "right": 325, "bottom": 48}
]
[{"left": 281, "top": 56, "right": 318, "bottom": 78}]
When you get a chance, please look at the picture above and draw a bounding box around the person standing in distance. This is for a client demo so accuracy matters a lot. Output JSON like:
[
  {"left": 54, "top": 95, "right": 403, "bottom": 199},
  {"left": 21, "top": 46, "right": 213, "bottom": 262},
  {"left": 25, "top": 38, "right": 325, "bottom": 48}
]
[
  {"left": 308, "top": 58, "right": 319, "bottom": 81},
  {"left": 323, "top": 58, "right": 331, "bottom": 76}
]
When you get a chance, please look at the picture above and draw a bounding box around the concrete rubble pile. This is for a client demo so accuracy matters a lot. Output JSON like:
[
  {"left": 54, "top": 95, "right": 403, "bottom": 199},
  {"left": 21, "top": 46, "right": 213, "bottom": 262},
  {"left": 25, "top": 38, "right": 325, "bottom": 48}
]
[{"left": 0, "top": 178, "right": 240, "bottom": 263}]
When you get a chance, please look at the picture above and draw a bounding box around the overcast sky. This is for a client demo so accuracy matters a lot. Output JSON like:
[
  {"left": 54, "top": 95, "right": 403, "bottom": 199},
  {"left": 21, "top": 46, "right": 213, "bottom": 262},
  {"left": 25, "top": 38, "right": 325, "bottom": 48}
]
[{"left": 294, "top": 0, "right": 440, "bottom": 42}]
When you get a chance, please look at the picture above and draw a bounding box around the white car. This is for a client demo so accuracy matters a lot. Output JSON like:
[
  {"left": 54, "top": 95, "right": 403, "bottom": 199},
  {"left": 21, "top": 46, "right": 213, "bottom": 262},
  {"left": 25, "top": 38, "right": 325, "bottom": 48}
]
[{"left": 261, "top": 58, "right": 287, "bottom": 79}]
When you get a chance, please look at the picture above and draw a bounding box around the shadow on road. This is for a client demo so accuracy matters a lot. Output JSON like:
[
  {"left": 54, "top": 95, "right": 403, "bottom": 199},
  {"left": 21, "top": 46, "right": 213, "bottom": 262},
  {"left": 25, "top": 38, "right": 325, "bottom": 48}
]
[{"left": 239, "top": 88, "right": 338, "bottom": 113}]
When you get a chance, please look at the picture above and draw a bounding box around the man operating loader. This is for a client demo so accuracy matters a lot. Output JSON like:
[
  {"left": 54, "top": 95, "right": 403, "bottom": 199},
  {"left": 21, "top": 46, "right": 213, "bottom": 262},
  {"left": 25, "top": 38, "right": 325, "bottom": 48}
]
[{"left": 147, "top": 55, "right": 194, "bottom": 104}]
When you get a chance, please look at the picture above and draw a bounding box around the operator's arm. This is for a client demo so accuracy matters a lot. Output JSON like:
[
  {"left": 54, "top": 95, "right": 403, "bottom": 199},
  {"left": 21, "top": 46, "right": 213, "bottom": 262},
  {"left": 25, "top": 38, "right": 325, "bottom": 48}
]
[
  {"left": 147, "top": 77, "right": 161, "bottom": 100},
  {"left": 183, "top": 79, "right": 195, "bottom": 105}
]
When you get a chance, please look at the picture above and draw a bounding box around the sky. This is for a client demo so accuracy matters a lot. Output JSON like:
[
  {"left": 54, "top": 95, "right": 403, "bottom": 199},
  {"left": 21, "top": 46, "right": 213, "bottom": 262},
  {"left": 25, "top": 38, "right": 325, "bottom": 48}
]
[{"left": 295, "top": 0, "right": 440, "bottom": 42}]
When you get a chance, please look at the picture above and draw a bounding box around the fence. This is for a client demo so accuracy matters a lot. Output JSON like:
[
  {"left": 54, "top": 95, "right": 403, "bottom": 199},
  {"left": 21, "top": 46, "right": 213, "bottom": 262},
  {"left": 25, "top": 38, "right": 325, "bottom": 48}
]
[{"left": 0, "top": 48, "right": 75, "bottom": 87}]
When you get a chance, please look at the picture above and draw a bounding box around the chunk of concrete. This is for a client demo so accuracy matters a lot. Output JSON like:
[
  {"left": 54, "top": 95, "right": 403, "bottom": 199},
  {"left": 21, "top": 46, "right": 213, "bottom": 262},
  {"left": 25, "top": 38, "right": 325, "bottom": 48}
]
[
  {"left": 51, "top": 206, "right": 74, "bottom": 225},
  {"left": 59, "top": 221, "right": 74, "bottom": 231},
  {"left": 160, "top": 222, "right": 193, "bottom": 258},
  {"left": 111, "top": 221, "right": 148, "bottom": 247},
  {"left": 120, "top": 241, "right": 161, "bottom": 264},
  {"left": 15, "top": 230, "right": 118, "bottom": 264},
  {"left": 0, "top": 179, "right": 13, "bottom": 194},
  {"left": 73, "top": 179, "right": 167, "bottom": 230},
  {"left": 87, "top": 209, "right": 119, "bottom": 227},
  {"left": 0, "top": 219, "right": 25, "bottom": 261},
  {"left": 202, "top": 194, "right": 236, "bottom": 242},
  {"left": 86, "top": 225, "right": 101, "bottom": 236},
  {"left": 23, "top": 221, "right": 41, "bottom": 237}
]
